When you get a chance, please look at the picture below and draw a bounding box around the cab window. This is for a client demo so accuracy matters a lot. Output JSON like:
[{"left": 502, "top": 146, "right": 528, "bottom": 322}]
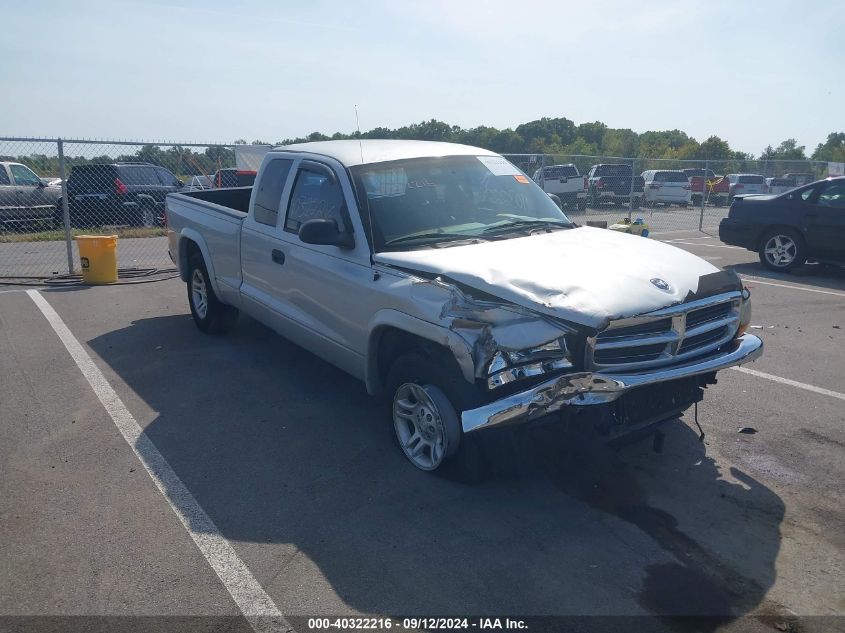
[
  {"left": 284, "top": 166, "right": 345, "bottom": 234},
  {"left": 0, "top": 167, "right": 10, "bottom": 185},
  {"left": 10, "top": 164, "right": 41, "bottom": 186},
  {"left": 253, "top": 159, "right": 293, "bottom": 226}
]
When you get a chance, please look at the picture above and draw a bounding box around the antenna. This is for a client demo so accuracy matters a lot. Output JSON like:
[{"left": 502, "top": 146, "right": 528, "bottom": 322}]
[
  {"left": 355, "top": 105, "right": 378, "bottom": 274},
  {"left": 354, "top": 104, "right": 364, "bottom": 163}
]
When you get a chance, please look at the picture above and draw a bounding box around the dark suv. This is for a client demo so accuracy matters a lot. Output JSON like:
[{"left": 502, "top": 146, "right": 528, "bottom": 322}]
[{"left": 62, "top": 163, "right": 183, "bottom": 227}]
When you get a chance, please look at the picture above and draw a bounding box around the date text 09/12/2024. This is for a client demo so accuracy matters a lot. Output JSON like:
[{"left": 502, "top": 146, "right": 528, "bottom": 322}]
[{"left": 306, "top": 617, "right": 528, "bottom": 630}]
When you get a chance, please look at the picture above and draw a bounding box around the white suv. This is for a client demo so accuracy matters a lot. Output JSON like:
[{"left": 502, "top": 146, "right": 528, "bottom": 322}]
[
  {"left": 726, "top": 174, "right": 767, "bottom": 201},
  {"left": 641, "top": 170, "right": 692, "bottom": 207}
]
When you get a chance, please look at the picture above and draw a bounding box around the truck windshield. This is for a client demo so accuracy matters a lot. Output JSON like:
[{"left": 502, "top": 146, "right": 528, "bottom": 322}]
[{"left": 350, "top": 155, "right": 572, "bottom": 252}]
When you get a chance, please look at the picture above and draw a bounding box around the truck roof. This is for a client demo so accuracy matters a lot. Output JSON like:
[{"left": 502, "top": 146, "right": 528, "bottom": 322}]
[{"left": 271, "top": 140, "right": 497, "bottom": 167}]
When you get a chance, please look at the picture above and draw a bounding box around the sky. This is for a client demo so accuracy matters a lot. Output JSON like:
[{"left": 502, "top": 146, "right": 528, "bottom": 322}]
[{"left": 1, "top": 0, "right": 843, "bottom": 156}]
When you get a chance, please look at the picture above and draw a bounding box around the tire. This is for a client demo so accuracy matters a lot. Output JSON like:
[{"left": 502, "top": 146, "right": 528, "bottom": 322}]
[
  {"left": 548, "top": 193, "right": 562, "bottom": 210},
  {"left": 577, "top": 200, "right": 587, "bottom": 212},
  {"left": 187, "top": 253, "right": 239, "bottom": 334},
  {"left": 758, "top": 228, "right": 806, "bottom": 272},
  {"left": 137, "top": 204, "right": 156, "bottom": 228},
  {"left": 386, "top": 351, "right": 486, "bottom": 481},
  {"left": 631, "top": 197, "right": 640, "bottom": 210}
]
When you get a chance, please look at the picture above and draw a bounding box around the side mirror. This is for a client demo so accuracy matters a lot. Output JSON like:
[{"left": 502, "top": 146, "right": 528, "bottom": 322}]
[
  {"left": 298, "top": 218, "right": 354, "bottom": 249},
  {"left": 38, "top": 179, "right": 48, "bottom": 188}
]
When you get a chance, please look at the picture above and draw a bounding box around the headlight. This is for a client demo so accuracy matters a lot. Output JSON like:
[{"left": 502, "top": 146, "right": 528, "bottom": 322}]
[
  {"left": 736, "top": 286, "right": 752, "bottom": 337},
  {"left": 486, "top": 338, "right": 575, "bottom": 390}
]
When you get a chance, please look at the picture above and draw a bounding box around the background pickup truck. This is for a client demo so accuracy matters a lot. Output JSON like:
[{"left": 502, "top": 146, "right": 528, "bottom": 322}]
[
  {"left": 167, "top": 140, "right": 762, "bottom": 478},
  {"left": 531, "top": 164, "right": 587, "bottom": 211},
  {"left": 586, "top": 163, "right": 644, "bottom": 208},
  {"left": 0, "top": 161, "right": 61, "bottom": 229},
  {"left": 681, "top": 168, "right": 730, "bottom": 206}
]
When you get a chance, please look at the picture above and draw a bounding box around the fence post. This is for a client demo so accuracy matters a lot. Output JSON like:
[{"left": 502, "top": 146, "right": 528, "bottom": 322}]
[
  {"left": 57, "top": 139, "right": 74, "bottom": 274},
  {"left": 628, "top": 157, "right": 635, "bottom": 221},
  {"left": 699, "top": 160, "right": 707, "bottom": 231}
]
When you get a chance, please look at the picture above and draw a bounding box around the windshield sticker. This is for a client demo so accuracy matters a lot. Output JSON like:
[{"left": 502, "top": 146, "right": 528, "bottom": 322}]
[
  {"left": 362, "top": 168, "right": 407, "bottom": 197},
  {"left": 514, "top": 174, "right": 530, "bottom": 184},
  {"left": 477, "top": 156, "right": 521, "bottom": 176}
]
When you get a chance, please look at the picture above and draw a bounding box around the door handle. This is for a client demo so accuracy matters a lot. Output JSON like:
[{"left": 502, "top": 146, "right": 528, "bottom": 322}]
[{"left": 271, "top": 249, "right": 286, "bottom": 265}]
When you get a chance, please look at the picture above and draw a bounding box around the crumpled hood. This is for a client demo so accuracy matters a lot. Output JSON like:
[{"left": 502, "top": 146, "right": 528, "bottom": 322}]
[{"left": 375, "top": 227, "right": 722, "bottom": 330}]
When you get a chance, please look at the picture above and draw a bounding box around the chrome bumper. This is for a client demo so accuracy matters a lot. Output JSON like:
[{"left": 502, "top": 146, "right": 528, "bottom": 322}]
[{"left": 461, "top": 334, "right": 763, "bottom": 433}]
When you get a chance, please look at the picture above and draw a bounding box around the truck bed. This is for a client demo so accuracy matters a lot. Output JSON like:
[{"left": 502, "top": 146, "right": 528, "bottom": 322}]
[
  {"left": 174, "top": 186, "right": 253, "bottom": 216},
  {"left": 166, "top": 187, "right": 253, "bottom": 301}
]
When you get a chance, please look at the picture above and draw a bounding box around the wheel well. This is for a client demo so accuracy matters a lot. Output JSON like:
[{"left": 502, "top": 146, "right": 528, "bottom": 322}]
[
  {"left": 180, "top": 238, "right": 201, "bottom": 277},
  {"left": 756, "top": 225, "right": 803, "bottom": 250},
  {"left": 371, "top": 327, "right": 459, "bottom": 396}
]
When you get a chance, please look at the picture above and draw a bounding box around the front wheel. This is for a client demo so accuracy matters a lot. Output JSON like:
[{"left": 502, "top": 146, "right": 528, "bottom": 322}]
[
  {"left": 386, "top": 351, "right": 485, "bottom": 480},
  {"left": 187, "top": 253, "right": 239, "bottom": 334},
  {"left": 759, "top": 229, "right": 806, "bottom": 272}
]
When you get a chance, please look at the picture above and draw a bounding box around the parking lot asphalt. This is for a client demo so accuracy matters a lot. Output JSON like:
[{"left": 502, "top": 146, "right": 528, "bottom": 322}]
[{"left": 1, "top": 230, "right": 844, "bottom": 632}]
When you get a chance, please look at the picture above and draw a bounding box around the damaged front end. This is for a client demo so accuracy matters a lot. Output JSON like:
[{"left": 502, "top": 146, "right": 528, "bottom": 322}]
[{"left": 407, "top": 269, "right": 762, "bottom": 438}]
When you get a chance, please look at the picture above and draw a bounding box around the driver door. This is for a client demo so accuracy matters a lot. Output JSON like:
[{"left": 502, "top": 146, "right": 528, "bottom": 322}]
[
  {"left": 10, "top": 164, "right": 54, "bottom": 222},
  {"left": 803, "top": 180, "right": 845, "bottom": 260}
]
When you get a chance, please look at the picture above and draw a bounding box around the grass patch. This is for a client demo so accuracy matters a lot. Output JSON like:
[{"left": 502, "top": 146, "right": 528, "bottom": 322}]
[{"left": 0, "top": 226, "right": 166, "bottom": 243}]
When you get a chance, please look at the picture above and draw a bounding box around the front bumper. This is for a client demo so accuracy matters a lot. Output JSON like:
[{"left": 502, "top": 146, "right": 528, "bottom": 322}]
[{"left": 461, "top": 333, "right": 763, "bottom": 433}]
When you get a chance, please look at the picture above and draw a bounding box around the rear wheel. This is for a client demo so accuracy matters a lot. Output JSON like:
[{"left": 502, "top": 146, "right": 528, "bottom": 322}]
[
  {"left": 758, "top": 228, "right": 806, "bottom": 272},
  {"left": 187, "top": 253, "right": 239, "bottom": 334},
  {"left": 138, "top": 204, "right": 156, "bottom": 228}
]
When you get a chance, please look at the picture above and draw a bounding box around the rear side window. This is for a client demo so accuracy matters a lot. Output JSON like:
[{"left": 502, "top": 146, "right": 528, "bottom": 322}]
[
  {"left": 818, "top": 182, "right": 845, "bottom": 208},
  {"left": 253, "top": 159, "right": 293, "bottom": 226},
  {"left": 654, "top": 171, "right": 688, "bottom": 183},
  {"left": 769, "top": 178, "right": 791, "bottom": 187},
  {"left": 543, "top": 165, "right": 578, "bottom": 179},
  {"left": 156, "top": 167, "right": 180, "bottom": 187},
  {"left": 118, "top": 166, "right": 160, "bottom": 186},
  {"left": 284, "top": 166, "right": 345, "bottom": 234},
  {"left": 68, "top": 166, "right": 116, "bottom": 191},
  {"left": 0, "top": 167, "right": 10, "bottom": 185},
  {"left": 738, "top": 175, "right": 765, "bottom": 184}
]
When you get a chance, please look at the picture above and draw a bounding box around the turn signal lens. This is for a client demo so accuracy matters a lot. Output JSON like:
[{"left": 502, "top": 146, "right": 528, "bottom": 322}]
[{"left": 736, "top": 287, "right": 752, "bottom": 337}]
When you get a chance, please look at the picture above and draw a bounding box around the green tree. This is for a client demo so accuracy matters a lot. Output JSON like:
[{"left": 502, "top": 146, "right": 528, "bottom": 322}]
[
  {"left": 760, "top": 138, "right": 806, "bottom": 160},
  {"left": 811, "top": 132, "right": 845, "bottom": 162}
]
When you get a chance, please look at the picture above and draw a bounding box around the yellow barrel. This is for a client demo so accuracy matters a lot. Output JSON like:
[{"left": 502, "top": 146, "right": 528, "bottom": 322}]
[{"left": 75, "top": 235, "right": 118, "bottom": 284}]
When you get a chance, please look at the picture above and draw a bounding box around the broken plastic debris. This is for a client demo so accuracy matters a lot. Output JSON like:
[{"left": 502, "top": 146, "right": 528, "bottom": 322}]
[
  {"left": 738, "top": 427, "right": 757, "bottom": 434},
  {"left": 750, "top": 325, "right": 763, "bottom": 330}
]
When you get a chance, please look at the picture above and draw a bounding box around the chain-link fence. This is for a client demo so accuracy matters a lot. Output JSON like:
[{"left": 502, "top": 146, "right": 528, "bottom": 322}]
[
  {"left": 1, "top": 138, "right": 834, "bottom": 279},
  {"left": 0, "top": 137, "right": 236, "bottom": 279},
  {"left": 503, "top": 154, "right": 831, "bottom": 234}
]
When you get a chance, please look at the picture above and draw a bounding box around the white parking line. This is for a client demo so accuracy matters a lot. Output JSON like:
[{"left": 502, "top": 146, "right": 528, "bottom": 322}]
[
  {"left": 660, "top": 240, "right": 744, "bottom": 250},
  {"left": 649, "top": 229, "right": 711, "bottom": 236},
  {"left": 26, "top": 290, "right": 287, "bottom": 633},
  {"left": 662, "top": 236, "right": 715, "bottom": 242},
  {"left": 739, "top": 276, "right": 845, "bottom": 298},
  {"left": 731, "top": 366, "right": 845, "bottom": 402}
]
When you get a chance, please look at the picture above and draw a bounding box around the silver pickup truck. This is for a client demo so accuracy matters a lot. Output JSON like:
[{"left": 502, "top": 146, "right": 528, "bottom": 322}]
[{"left": 166, "top": 140, "right": 763, "bottom": 476}]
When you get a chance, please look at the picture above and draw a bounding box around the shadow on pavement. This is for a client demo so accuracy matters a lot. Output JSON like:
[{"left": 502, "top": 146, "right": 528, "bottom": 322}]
[
  {"left": 87, "top": 314, "right": 786, "bottom": 626},
  {"left": 728, "top": 261, "right": 845, "bottom": 292}
]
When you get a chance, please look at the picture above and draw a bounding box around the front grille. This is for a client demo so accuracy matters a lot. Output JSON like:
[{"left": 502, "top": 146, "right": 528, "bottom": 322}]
[
  {"left": 588, "top": 292, "right": 741, "bottom": 372},
  {"left": 687, "top": 302, "right": 732, "bottom": 328}
]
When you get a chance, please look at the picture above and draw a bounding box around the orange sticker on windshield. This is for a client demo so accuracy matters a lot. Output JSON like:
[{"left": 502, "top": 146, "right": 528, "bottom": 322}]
[{"left": 514, "top": 174, "right": 530, "bottom": 184}]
